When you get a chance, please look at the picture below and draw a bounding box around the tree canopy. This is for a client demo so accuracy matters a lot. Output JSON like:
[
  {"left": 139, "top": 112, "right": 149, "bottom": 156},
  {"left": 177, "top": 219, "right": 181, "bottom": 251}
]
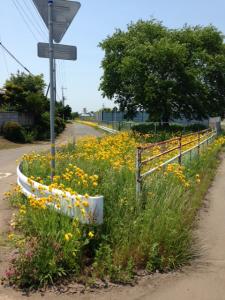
[
  {"left": 99, "top": 20, "right": 225, "bottom": 122},
  {"left": 2, "top": 72, "right": 48, "bottom": 117},
  {"left": 0, "top": 72, "right": 71, "bottom": 140}
]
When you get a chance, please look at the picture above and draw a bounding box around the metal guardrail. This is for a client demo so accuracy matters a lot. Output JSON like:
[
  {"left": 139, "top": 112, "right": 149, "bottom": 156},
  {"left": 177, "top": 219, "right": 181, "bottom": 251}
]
[
  {"left": 136, "top": 129, "right": 217, "bottom": 195},
  {"left": 17, "top": 164, "right": 103, "bottom": 224},
  {"left": 98, "top": 125, "right": 118, "bottom": 134}
]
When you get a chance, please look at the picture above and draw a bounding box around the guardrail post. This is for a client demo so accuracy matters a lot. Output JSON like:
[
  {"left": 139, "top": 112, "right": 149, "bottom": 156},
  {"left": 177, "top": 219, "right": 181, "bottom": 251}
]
[
  {"left": 206, "top": 131, "right": 209, "bottom": 146},
  {"left": 178, "top": 136, "right": 182, "bottom": 165},
  {"left": 197, "top": 131, "right": 200, "bottom": 156},
  {"left": 136, "top": 148, "right": 142, "bottom": 199}
]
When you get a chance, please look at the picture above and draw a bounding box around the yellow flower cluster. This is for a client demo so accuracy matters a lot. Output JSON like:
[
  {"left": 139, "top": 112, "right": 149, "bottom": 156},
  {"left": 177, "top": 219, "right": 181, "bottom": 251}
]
[
  {"left": 29, "top": 196, "right": 47, "bottom": 210},
  {"left": 76, "top": 132, "right": 138, "bottom": 171},
  {"left": 19, "top": 205, "right": 27, "bottom": 215},
  {"left": 166, "top": 163, "right": 190, "bottom": 188},
  {"left": 20, "top": 131, "right": 225, "bottom": 206},
  {"left": 141, "top": 130, "right": 216, "bottom": 172}
]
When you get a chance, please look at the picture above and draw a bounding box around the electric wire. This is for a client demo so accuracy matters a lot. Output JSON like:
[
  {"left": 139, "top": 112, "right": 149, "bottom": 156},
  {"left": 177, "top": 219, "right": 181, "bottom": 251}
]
[
  {"left": 0, "top": 34, "right": 9, "bottom": 77},
  {"left": 11, "top": 0, "right": 39, "bottom": 42},
  {"left": 30, "top": 0, "right": 49, "bottom": 34},
  {"left": 0, "top": 41, "right": 32, "bottom": 75},
  {"left": 21, "top": 0, "right": 48, "bottom": 41},
  {"left": 14, "top": 0, "right": 43, "bottom": 40}
]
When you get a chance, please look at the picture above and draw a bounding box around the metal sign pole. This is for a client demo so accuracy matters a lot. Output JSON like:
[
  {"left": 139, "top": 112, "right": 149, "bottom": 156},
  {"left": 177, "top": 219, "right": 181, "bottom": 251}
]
[
  {"left": 53, "top": 59, "right": 56, "bottom": 103},
  {"left": 34, "top": 0, "right": 81, "bottom": 181},
  {"left": 48, "top": 0, "right": 55, "bottom": 181}
]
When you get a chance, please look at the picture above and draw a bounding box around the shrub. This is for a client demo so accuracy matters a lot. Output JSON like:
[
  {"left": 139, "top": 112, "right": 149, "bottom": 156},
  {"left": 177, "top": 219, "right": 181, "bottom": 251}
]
[
  {"left": 131, "top": 123, "right": 208, "bottom": 143},
  {"left": 55, "top": 116, "right": 66, "bottom": 135},
  {"left": 35, "top": 113, "right": 65, "bottom": 140},
  {"left": 23, "top": 129, "right": 37, "bottom": 143},
  {"left": 186, "top": 123, "right": 207, "bottom": 132},
  {"left": 3, "top": 121, "right": 25, "bottom": 143}
]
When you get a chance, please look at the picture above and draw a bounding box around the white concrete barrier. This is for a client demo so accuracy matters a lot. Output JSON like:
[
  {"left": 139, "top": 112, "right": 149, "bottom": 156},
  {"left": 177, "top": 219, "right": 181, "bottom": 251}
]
[{"left": 17, "top": 164, "right": 103, "bottom": 224}]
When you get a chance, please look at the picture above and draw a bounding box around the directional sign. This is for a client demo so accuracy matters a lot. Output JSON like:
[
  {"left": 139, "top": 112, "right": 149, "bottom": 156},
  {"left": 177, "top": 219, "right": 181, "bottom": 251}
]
[
  {"left": 33, "top": 0, "right": 81, "bottom": 43},
  {"left": 38, "top": 43, "right": 77, "bottom": 60}
]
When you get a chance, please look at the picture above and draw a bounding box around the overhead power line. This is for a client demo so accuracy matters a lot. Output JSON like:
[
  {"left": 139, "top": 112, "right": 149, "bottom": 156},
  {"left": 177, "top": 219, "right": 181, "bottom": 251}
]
[
  {"left": 11, "top": 0, "right": 39, "bottom": 41},
  {"left": 21, "top": 0, "right": 48, "bottom": 41},
  {"left": 29, "top": 0, "right": 49, "bottom": 38},
  {"left": 0, "top": 41, "right": 32, "bottom": 74},
  {"left": 0, "top": 34, "right": 9, "bottom": 76}
]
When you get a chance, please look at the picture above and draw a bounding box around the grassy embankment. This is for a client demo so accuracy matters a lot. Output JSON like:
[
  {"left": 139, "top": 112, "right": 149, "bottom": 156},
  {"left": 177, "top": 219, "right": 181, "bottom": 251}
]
[{"left": 4, "top": 131, "right": 225, "bottom": 288}]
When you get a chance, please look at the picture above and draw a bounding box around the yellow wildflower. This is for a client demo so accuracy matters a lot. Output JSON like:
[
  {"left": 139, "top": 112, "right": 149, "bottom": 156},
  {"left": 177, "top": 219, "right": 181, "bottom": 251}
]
[
  {"left": 64, "top": 233, "right": 73, "bottom": 241},
  {"left": 88, "top": 231, "right": 94, "bottom": 239}
]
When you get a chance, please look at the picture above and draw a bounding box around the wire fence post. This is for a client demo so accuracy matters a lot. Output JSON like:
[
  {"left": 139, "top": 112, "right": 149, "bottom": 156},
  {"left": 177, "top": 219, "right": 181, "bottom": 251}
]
[
  {"left": 136, "top": 148, "right": 142, "bottom": 199},
  {"left": 178, "top": 136, "right": 182, "bottom": 165}
]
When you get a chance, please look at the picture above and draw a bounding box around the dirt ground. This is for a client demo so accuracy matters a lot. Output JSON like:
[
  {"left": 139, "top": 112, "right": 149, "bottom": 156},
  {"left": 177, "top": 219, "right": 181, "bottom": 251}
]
[
  {"left": 0, "top": 137, "right": 22, "bottom": 151},
  {"left": 1, "top": 125, "right": 225, "bottom": 299}
]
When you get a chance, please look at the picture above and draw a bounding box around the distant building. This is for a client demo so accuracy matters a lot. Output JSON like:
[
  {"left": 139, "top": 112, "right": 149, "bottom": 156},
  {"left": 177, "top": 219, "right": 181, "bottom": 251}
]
[{"left": 80, "top": 109, "right": 95, "bottom": 120}]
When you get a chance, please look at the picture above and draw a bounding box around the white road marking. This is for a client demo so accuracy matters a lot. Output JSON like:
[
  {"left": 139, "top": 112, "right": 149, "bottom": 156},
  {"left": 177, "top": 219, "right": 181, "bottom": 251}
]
[{"left": 0, "top": 173, "right": 12, "bottom": 180}]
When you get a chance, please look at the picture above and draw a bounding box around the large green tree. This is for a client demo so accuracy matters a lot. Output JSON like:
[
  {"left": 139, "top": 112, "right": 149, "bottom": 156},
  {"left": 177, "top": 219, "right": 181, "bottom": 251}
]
[
  {"left": 2, "top": 71, "right": 48, "bottom": 118},
  {"left": 99, "top": 20, "right": 225, "bottom": 122}
]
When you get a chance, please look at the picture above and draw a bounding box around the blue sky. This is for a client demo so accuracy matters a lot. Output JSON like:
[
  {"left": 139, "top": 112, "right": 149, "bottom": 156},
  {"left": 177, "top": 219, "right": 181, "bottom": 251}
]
[{"left": 0, "top": 0, "right": 225, "bottom": 113}]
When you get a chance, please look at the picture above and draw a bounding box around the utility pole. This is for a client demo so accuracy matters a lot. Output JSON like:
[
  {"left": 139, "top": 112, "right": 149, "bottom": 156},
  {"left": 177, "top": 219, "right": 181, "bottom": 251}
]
[
  {"left": 61, "top": 86, "right": 67, "bottom": 121},
  {"left": 48, "top": 0, "right": 55, "bottom": 181},
  {"left": 61, "top": 86, "right": 67, "bottom": 107}
]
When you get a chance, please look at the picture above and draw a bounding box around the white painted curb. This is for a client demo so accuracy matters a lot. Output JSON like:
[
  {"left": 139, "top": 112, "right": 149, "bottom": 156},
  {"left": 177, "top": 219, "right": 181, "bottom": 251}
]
[{"left": 17, "top": 164, "right": 103, "bottom": 224}]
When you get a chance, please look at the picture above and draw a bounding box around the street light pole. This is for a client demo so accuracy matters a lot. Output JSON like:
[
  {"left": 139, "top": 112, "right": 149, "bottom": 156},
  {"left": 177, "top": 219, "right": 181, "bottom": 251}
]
[{"left": 48, "top": 0, "right": 55, "bottom": 181}]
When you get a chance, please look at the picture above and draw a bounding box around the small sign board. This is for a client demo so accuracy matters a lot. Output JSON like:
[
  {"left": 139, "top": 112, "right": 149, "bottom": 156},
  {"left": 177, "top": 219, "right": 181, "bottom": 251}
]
[
  {"left": 33, "top": 0, "right": 81, "bottom": 43},
  {"left": 38, "top": 43, "right": 77, "bottom": 60}
]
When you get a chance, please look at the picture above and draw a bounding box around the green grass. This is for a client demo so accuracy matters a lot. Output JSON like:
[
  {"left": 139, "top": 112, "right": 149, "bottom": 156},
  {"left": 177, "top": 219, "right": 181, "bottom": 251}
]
[{"left": 5, "top": 134, "right": 225, "bottom": 288}]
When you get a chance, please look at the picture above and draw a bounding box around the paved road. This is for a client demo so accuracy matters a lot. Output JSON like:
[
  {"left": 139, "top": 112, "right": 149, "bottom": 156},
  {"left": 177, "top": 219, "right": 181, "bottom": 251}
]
[{"left": 1, "top": 127, "right": 225, "bottom": 300}]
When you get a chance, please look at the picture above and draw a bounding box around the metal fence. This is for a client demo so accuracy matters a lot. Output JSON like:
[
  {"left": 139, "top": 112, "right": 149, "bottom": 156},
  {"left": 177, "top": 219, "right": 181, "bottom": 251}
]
[
  {"left": 95, "top": 120, "right": 210, "bottom": 133},
  {"left": 136, "top": 128, "right": 217, "bottom": 195}
]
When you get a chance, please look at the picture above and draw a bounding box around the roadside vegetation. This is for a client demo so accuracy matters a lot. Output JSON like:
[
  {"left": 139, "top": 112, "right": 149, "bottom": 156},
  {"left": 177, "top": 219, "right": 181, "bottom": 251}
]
[
  {"left": 4, "top": 131, "right": 225, "bottom": 289},
  {"left": 132, "top": 123, "right": 207, "bottom": 142},
  {"left": 3, "top": 17, "right": 225, "bottom": 290},
  {"left": 0, "top": 72, "right": 72, "bottom": 143},
  {"left": 100, "top": 20, "right": 225, "bottom": 122}
]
